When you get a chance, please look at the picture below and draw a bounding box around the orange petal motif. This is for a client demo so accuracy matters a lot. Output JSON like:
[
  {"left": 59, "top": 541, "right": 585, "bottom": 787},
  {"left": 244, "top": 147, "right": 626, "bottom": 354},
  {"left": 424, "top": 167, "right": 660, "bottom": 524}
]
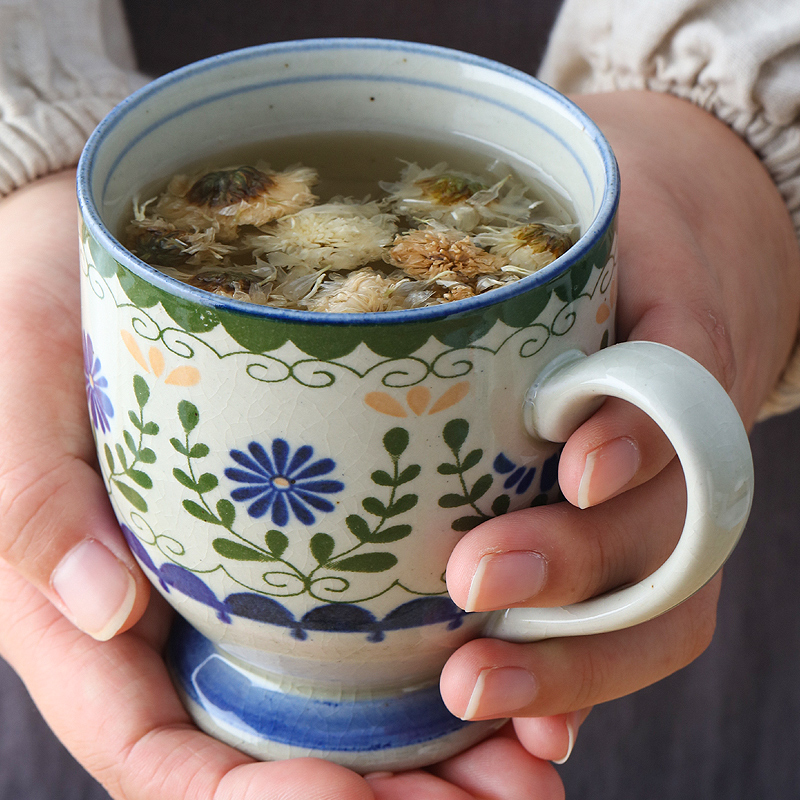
[
  {"left": 121, "top": 330, "right": 149, "bottom": 372},
  {"left": 149, "top": 347, "right": 165, "bottom": 377},
  {"left": 595, "top": 303, "right": 611, "bottom": 325},
  {"left": 406, "top": 386, "right": 431, "bottom": 416},
  {"left": 364, "top": 392, "right": 408, "bottom": 417},
  {"left": 165, "top": 366, "right": 201, "bottom": 386},
  {"left": 428, "top": 382, "right": 470, "bottom": 414}
]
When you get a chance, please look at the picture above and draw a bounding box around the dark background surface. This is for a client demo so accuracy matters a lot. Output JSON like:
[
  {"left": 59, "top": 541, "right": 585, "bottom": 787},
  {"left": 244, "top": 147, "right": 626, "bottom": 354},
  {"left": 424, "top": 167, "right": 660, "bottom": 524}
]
[{"left": 3, "top": 1, "right": 799, "bottom": 797}]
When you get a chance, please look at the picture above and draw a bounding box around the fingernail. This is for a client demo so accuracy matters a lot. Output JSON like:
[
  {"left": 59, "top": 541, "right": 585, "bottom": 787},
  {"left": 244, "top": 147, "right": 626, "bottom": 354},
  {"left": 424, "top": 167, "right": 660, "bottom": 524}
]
[
  {"left": 577, "top": 436, "right": 640, "bottom": 508},
  {"left": 364, "top": 772, "right": 394, "bottom": 781},
  {"left": 554, "top": 711, "right": 582, "bottom": 764},
  {"left": 465, "top": 551, "right": 547, "bottom": 612},
  {"left": 52, "top": 540, "right": 136, "bottom": 641},
  {"left": 461, "top": 666, "right": 538, "bottom": 720}
]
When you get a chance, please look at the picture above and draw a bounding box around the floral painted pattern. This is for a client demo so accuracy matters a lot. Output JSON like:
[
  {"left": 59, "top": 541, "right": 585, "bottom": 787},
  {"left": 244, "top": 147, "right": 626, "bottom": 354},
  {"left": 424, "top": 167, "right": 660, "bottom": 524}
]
[
  {"left": 493, "top": 453, "right": 537, "bottom": 495},
  {"left": 226, "top": 440, "right": 344, "bottom": 525},
  {"left": 83, "top": 332, "right": 114, "bottom": 433}
]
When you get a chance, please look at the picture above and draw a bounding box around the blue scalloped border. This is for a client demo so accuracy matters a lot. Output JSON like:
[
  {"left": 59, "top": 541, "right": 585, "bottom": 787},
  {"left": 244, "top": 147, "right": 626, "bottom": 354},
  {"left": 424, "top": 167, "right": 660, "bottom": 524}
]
[{"left": 123, "top": 524, "right": 467, "bottom": 641}]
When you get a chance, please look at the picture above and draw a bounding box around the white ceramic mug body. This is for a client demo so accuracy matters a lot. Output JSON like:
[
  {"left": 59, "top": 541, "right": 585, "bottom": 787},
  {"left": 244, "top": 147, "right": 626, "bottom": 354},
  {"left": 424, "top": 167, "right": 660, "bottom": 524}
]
[{"left": 77, "top": 39, "right": 753, "bottom": 771}]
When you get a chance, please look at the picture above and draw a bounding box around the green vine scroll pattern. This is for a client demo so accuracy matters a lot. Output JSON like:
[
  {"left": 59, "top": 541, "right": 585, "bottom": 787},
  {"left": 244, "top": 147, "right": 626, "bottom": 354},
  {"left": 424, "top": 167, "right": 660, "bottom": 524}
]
[
  {"left": 82, "top": 228, "right": 616, "bottom": 390},
  {"left": 438, "top": 418, "right": 550, "bottom": 532},
  {"left": 172, "top": 408, "right": 430, "bottom": 604},
  {"left": 103, "top": 374, "right": 159, "bottom": 513}
]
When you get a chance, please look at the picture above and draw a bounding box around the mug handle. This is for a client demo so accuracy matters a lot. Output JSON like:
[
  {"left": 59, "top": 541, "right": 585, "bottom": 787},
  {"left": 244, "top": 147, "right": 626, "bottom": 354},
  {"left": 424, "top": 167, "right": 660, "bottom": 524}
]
[{"left": 484, "top": 341, "right": 754, "bottom": 642}]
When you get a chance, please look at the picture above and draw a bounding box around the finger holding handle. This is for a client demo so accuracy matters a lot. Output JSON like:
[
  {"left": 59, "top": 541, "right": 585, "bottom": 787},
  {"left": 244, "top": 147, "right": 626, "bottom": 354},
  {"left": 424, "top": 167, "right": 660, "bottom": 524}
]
[{"left": 486, "top": 341, "right": 754, "bottom": 642}]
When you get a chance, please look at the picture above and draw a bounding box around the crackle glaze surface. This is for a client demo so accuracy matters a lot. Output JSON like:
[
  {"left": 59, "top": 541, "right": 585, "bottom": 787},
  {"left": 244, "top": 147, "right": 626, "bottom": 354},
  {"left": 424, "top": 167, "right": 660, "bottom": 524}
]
[
  {"left": 78, "top": 38, "right": 621, "bottom": 770},
  {"left": 80, "top": 221, "right": 616, "bottom": 668}
]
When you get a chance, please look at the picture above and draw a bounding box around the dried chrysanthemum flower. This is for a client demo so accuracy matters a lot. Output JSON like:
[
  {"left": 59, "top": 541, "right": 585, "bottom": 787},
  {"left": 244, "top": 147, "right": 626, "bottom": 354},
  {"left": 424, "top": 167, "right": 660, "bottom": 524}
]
[
  {"left": 302, "top": 267, "right": 404, "bottom": 313},
  {"left": 185, "top": 271, "right": 273, "bottom": 305},
  {"left": 380, "top": 162, "right": 536, "bottom": 231},
  {"left": 247, "top": 200, "right": 398, "bottom": 273},
  {"left": 474, "top": 222, "right": 574, "bottom": 273},
  {"left": 153, "top": 164, "right": 318, "bottom": 240},
  {"left": 386, "top": 227, "right": 505, "bottom": 280},
  {"left": 125, "top": 202, "right": 237, "bottom": 270}
]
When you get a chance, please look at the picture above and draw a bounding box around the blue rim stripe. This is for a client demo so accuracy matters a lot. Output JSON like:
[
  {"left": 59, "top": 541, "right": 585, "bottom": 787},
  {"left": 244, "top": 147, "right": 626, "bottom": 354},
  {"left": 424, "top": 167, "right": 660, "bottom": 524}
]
[
  {"left": 168, "top": 619, "right": 472, "bottom": 752},
  {"left": 77, "top": 38, "right": 619, "bottom": 329}
]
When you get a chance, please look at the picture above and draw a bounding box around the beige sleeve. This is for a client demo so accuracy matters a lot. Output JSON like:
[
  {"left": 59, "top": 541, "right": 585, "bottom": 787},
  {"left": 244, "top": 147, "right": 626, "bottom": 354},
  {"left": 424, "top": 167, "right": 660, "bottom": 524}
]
[
  {"left": 539, "top": 0, "right": 800, "bottom": 419},
  {"left": 0, "top": 0, "right": 148, "bottom": 195}
]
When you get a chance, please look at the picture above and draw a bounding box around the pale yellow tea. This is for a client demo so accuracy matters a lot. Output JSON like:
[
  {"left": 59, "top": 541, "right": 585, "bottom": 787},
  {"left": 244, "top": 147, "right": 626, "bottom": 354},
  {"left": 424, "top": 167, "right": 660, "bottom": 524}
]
[{"left": 123, "top": 131, "right": 576, "bottom": 312}]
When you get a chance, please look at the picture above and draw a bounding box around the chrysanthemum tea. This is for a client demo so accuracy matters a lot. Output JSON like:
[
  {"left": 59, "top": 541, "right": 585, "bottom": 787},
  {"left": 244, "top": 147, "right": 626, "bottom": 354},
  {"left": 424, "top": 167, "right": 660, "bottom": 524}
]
[{"left": 122, "top": 131, "right": 577, "bottom": 312}]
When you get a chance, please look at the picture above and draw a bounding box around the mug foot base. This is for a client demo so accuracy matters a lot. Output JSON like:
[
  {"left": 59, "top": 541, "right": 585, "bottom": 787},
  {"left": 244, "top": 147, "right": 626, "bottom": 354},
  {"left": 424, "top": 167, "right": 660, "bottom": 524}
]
[{"left": 166, "top": 618, "right": 505, "bottom": 773}]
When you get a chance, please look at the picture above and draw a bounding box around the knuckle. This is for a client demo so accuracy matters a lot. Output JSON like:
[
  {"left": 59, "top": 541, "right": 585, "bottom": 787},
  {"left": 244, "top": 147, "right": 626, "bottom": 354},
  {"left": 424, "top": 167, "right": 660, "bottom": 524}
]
[
  {"left": 0, "top": 456, "right": 75, "bottom": 570},
  {"left": 690, "top": 303, "right": 738, "bottom": 394}
]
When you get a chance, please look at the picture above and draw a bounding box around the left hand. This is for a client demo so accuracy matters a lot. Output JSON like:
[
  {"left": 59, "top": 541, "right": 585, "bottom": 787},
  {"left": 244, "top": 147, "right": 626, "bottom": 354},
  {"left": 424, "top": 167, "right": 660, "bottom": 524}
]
[
  {"left": 440, "top": 90, "right": 800, "bottom": 760},
  {"left": 0, "top": 171, "right": 565, "bottom": 800}
]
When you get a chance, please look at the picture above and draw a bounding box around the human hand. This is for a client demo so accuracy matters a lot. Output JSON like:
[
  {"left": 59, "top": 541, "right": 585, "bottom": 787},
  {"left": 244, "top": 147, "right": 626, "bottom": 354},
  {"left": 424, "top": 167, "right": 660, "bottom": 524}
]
[
  {"left": 440, "top": 90, "right": 800, "bottom": 757},
  {"left": 0, "top": 171, "right": 565, "bottom": 799}
]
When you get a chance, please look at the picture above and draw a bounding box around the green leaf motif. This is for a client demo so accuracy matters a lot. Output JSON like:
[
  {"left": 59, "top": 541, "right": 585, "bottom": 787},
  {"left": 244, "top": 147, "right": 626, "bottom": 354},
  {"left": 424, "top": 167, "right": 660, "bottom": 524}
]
[
  {"left": 364, "top": 524, "right": 412, "bottom": 544},
  {"left": 331, "top": 552, "right": 398, "bottom": 573},
  {"left": 385, "top": 493, "right": 417, "bottom": 517},
  {"left": 451, "top": 515, "right": 485, "bottom": 532},
  {"left": 370, "top": 470, "right": 395, "bottom": 487},
  {"left": 265, "top": 529, "right": 289, "bottom": 558},
  {"left": 133, "top": 374, "right": 150, "bottom": 407},
  {"left": 182, "top": 499, "right": 217, "bottom": 523},
  {"left": 436, "top": 462, "right": 460, "bottom": 475},
  {"left": 383, "top": 427, "right": 410, "bottom": 458},
  {"left": 216, "top": 499, "right": 236, "bottom": 527},
  {"left": 113, "top": 480, "right": 147, "bottom": 512},
  {"left": 469, "top": 474, "right": 493, "bottom": 502},
  {"left": 346, "top": 514, "right": 372, "bottom": 542},
  {"left": 195, "top": 473, "right": 219, "bottom": 494},
  {"left": 461, "top": 449, "right": 483, "bottom": 472},
  {"left": 123, "top": 430, "right": 137, "bottom": 455},
  {"left": 104, "top": 443, "right": 115, "bottom": 472},
  {"left": 128, "top": 469, "right": 153, "bottom": 489},
  {"left": 443, "top": 419, "right": 469, "bottom": 452},
  {"left": 396, "top": 464, "right": 421, "bottom": 484},
  {"left": 310, "top": 533, "right": 335, "bottom": 565},
  {"left": 213, "top": 538, "right": 272, "bottom": 562},
  {"left": 170, "top": 437, "right": 189, "bottom": 455},
  {"left": 439, "top": 493, "right": 470, "bottom": 508},
  {"left": 138, "top": 448, "right": 157, "bottom": 464},
  {"left": 491, "top": 494, "right": 511, "bottom": 516},
  {"left": 128, "top": 411, "right": 142, "bottom": 430},
  {"left": 141, "top": 421, "right": 160, "bottom": 436},
  {"left": 115, "top": 444, "right": 128, "bottom": 470},
  {"left": 362, "top": 497, "right": 388, "bottom": 518},
  {"left": 178, "top": 401, "right": 199, "bottom": 433},
  {"left": 189, "top": 443, "right": 210, "bottom": 459},
  {"left": 173, "top": 468, "right": 197, "bottom": 491}
]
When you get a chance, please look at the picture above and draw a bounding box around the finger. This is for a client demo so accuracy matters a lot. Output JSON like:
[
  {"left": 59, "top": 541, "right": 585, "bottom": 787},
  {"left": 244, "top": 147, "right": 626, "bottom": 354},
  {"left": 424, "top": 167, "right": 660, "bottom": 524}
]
[
  {"left": 447, "top": 459, "right": 685, "bottom": 613},
  {"left": 0, "top": 560, "right": 375, "bottom": 800},
  {"left": 511, "top": 709, "right": 592, "bottom": 765},
  {"left": 439, "top": 574, "right": 720, "bottom": 722},
  {"left": 427, "top": 726, "right": 565, "bottom": 799},
  {"left": 557, "top": 113, "right": 750, "bottom": 509},
  {"left": 557, "top": 299, "right": 736, "bottom": 510},
  {"left": 0, "top": 172, "right": 150, "bottom": 639}
]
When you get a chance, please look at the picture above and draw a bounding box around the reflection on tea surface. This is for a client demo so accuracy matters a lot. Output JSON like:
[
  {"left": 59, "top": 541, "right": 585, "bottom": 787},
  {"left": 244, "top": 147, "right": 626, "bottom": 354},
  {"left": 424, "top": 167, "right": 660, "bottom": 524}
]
[{"left": 123, "top": 131, "right": 577, "bottom": 312}]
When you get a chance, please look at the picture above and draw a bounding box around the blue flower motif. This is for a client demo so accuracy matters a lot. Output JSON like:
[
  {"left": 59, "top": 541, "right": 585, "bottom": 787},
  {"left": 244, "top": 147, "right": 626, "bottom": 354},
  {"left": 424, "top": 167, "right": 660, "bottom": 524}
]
[
  {"left": 225, "top": 439, "right": 344, "bottom": 525},
  {"left": 83, "top": 332, "right": 114, "bottom": 434},
  {"left": 493, "top": 453, "right": 537, "bottom": 495}
]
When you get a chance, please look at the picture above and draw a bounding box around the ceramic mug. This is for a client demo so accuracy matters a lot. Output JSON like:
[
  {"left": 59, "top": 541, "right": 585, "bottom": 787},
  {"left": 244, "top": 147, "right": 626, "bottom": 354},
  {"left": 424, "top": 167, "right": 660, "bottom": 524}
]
[{"left": 77, "top": 39, "right": 754, "bottom": 773}]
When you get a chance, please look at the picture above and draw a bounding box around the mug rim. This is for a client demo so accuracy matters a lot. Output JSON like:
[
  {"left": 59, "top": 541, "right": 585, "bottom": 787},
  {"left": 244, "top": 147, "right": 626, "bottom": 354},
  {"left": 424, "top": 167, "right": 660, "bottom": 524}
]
[{"left": 77, "top": 37, "right": 620, "bottom": 329}]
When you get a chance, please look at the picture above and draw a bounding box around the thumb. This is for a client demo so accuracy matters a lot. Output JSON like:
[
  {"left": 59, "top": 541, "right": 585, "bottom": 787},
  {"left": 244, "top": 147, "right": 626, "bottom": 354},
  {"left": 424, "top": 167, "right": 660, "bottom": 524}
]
[
  {"left": 0, "top": 171, "right": 150, "bottom": 640},
  {"left": 0, "top": 450, "right": 151, "bottom": 641}
]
